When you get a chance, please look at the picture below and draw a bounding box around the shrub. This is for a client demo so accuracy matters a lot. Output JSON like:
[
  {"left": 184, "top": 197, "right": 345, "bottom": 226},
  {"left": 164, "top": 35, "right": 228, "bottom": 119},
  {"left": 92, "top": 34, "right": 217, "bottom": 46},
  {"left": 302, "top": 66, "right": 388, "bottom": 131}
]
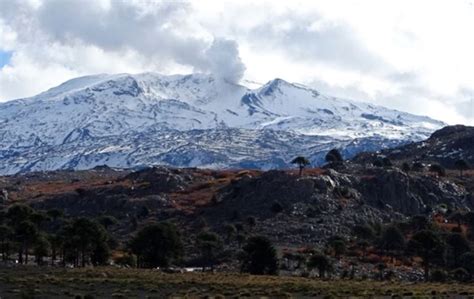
[
  {"left": 412, "top": 161, "right": 424, "bottom": 172},
  {"left": 452, "top": 267, "right": 469, "bottom": 282},
  {"left": 325, "top": 149, "right": 343, "bottom": 163},
  {"left": 271, "top": 202, "right": 283, "bottom": 214},
  {"left": 401, "top": 162, "right": 411, "bottom": 172},
  {"left": 430, "top": 269, "right": 447, "bottom": 282},
  {"left": 429, "top": 164, "right": 446, "bottom": 176}
]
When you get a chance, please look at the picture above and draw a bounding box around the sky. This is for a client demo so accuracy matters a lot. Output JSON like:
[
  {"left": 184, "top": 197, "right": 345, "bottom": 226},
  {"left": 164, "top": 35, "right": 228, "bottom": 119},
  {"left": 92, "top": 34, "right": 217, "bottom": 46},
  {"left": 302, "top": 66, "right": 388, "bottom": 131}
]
[{"left": 0, "top": 0, "right": 473, "bottom": 125}]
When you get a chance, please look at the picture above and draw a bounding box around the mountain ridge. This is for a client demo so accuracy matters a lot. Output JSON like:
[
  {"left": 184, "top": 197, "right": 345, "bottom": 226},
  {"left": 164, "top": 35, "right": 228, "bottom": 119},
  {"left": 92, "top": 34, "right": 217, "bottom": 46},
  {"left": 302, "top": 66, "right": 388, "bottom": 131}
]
[{"left": 0, "top": 72, "right": 445, "bottom": 174}]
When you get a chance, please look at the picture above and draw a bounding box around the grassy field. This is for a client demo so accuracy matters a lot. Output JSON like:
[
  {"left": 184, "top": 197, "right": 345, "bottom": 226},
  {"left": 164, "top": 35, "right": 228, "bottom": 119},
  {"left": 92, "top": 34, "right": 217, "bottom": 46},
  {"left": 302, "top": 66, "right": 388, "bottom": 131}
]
[{"left": 1, "top": 267, "right": 474, "bottom": 298}]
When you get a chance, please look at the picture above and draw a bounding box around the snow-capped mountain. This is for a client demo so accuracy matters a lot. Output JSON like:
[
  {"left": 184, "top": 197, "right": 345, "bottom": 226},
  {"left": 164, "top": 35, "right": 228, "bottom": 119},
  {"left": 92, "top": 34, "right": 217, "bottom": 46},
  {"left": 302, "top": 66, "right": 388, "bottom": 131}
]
[{"left": 0, "top": 73, "right": 444, "bottom": 174}]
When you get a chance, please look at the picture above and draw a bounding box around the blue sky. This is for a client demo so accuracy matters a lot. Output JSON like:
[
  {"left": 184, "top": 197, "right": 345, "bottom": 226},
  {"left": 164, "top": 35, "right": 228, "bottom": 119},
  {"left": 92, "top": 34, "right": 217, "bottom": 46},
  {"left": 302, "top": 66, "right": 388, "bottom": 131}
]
[{"left": 0, "top": 50, "right": 12, "bottom": 68}]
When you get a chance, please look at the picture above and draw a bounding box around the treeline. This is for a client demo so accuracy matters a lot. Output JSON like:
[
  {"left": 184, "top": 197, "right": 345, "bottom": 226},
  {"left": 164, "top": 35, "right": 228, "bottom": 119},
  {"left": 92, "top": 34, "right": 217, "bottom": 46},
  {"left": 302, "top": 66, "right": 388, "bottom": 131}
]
[
  {"left": 0, "top": 204, "right": 278, "bottom": 275},
  {"left": 0, "top": 204, "right": 114, "bottom": 266},
  {"left": 4, "top": 206, "right": 474, "bottom": 282},
  {"left": 290, "top": 212, "right": 474, "bottom": 282}
]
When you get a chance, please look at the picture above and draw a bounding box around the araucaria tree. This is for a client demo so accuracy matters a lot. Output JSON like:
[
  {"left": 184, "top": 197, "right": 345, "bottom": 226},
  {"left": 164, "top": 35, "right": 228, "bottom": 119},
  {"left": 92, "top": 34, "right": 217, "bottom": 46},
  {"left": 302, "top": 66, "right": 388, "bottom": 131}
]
[
  {"left": 291, "top": 156, "right": 310, "bottom": 176},
  {"left": 379, "top": 225, "right": 405, "bottom": 260},
  {"left": 61, "top": 218, "right": 110, "bottom": 267},
  {"left": 446, "top": 232, "right": 470, "bottom": 267},
  {"left": 196, "top": 231, "right": 223, "bottom": 270},
  {"left": 408, "top": 230, "right": 446, "bottom": 281},
  {"left": 240, "top": 235, "right": 278, "bottom": 275},
  {"left": 454, "top": 159, "right": 470, "bottom": 177},
  {"left": 130, "top": 222, "right": 183, "bottom": 268},
  {"left": 307, "top": 252, "right": 332, "bottom": 278}
]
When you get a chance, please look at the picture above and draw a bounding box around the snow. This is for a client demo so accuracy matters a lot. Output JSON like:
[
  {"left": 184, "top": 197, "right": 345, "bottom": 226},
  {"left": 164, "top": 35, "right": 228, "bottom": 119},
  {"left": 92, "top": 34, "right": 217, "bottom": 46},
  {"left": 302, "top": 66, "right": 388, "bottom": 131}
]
[{"left": 0, "top": 72, "right": 445, "bottom": 174}]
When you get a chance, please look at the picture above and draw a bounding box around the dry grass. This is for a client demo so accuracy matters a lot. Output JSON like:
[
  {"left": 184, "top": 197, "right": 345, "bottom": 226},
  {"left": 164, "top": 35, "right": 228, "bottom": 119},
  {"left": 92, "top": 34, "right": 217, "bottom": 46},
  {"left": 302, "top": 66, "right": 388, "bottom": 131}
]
[{"left": 2, "top": 266, "right": 474, "bottom": 298}]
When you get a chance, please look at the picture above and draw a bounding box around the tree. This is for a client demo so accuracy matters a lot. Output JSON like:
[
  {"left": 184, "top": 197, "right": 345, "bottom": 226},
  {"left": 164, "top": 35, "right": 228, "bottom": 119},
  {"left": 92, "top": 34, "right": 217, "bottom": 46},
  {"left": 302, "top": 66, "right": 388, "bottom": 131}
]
[
  {"left": 408, "top": 230, "right": 446, "bottom": 281},
  {"left": 446, "top": 233, "right": 470, "bottom": 267},
  {"left": 291, "top": 156, "right": 310, "bottom": 176},
  {"left": 34, "top": 233, "right": 51, "bottom": 266},
  {"left": 412, "top": 161, "right": 424, "bottom": 172},
  {"left": 382, "top": 157, "right": 393, "bottom": 167},
  {"left": 454, "top": 159, "right": 470, "bottom": 177},
  {"left": 460, "top": 252, "right": 474, "bottom": 279},
  {"left": 401, "top": 162, "right": 411, "bottom": 172},
  {"left": 48, "top": 233, "right": 63, "bottom": 266},
  {"left": 377, "top": 263, "right": 386, "bottom": 281},
  {"left": 409, "top": 215, "right": 432, "bottom": 232},
  {"left": 196, "top": 231, "right": 223, "bottom": 270},
  {"left": 325, "top": 148, "right": 343, "bottom": 163},
  {"left": 16, "top": 220, "right": 38, "bottom": 264},
  {"left": 328, "top": 239, "right": 346, "bottom": 259},
  {"left": 246, "top": 216, "right": 257, "bottom": 231},
  {"left": 271, "top": 201, "right": 283, "bottom": 214},
  {"left": 0, "top": 225, "right": 12, "bottom": 262},
  {"left": 129, "top": 222, "right": 183, "bottom": 268},
  {"left": 30, "top": 211, "right": 50, "bottom": 229},
  {"left": 240, "top": 236, "right": 278, "bottom": 275},
  {"left": 91, "top": 240, "right": 111, "bottom": 266},
  {"left": 373, "top": 159, "right": 384, "bottom": 168},
  {"left": 6, "top": 204, "right": 34, "bottom": 227},
  {"left": 448, "top": 212, "right": 465, "bottom": 229},
  {"left": 62, "top": 218, "right": 109, "bottom": 267},
  {"left": 223, "top": 224, "right": 237, "bottom": 243},
  {"left": 452, "top": 267, "right": 469, "bottom": 282},
  {"left": 307, "top": 252, "right": 332, "bottom": 278},
  {"left": 46, "top": 209, "right": 64, "bottom": 221},
  {"left": 379, "top": 225, "right": 405, "bottom": 259},
  {"left": 97, "top": 215, "right": 118, "bottom": 230},
  {"left": 429, "top": 164, "right": 446, "bottom": 177},
  {"left": 353, "top": 224, "right": 375, "bottom": 241},
  {"left": 236, "top": 233, "right": 246, "bottom": 248}
]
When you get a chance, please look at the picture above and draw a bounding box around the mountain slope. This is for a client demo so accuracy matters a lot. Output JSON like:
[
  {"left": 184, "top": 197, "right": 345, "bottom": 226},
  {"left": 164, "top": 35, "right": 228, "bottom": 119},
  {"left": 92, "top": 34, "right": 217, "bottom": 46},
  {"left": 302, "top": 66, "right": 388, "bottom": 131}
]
[
  {"left": 0, "top": 73, "right": 444, "bottom": 174},
  {"left": 354, "top": 125, "right": 474, "bottom": 167}
]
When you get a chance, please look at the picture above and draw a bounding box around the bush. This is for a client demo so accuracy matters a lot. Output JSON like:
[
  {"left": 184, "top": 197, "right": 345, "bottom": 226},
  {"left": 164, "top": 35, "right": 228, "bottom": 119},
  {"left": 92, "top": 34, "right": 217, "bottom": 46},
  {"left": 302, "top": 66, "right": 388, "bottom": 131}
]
[
  {"left": 271, "top": 202, "right": 283, "bottom": 214},
  {"left": 452, "top": 267, "right": 469, "bottom": 282},
  {"left": 325, "top": 149, "right": 343, "bottom": 163},
  {"left": 401, "top": 162, "right": 411, "bottom": 172},
  {"left": 353, "top": 224, "right": 375, "bottom": 241},
  {"left": 412, "top": 161, "right": 424, "bottom": 172},
  {"left": 306, "top": 207, "right": 320, "bottom": 218},
  {"left": 430, "top": 269, "right": 447, "bottom": 282},
  {"left": 429, "top": 164, "right": 446, "bottom": 176}
]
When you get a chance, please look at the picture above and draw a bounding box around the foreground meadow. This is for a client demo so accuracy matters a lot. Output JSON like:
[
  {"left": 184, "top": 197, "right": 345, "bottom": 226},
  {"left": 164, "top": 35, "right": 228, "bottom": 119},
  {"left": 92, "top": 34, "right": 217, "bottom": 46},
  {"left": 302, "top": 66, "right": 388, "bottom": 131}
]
[{"left": 1, "top": 266, "right": 474, "bottom": 298}]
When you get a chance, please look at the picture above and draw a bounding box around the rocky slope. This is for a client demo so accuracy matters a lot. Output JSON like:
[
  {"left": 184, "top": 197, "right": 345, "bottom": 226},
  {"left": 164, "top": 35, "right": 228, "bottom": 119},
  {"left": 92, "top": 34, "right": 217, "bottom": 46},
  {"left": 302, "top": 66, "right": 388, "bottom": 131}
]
[
  {"left": 1, "top": 161, "right": 470, "bottom": 246},
  {"left": 354, "top": 125, "right": 474, "bottom": 167},
  {"left": 0, "top": 73, "right": 444, "bottom": 174}
]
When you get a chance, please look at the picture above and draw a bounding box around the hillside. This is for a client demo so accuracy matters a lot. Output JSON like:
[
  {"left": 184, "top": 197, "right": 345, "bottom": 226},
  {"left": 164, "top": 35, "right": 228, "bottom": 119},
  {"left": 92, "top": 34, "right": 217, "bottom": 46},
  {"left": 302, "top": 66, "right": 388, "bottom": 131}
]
[
  {"left": 354, "top": 125, "right": 474, "bottom": 168},
  {"left": 1, "top": 156, "right": 470, "bottom": 247}
]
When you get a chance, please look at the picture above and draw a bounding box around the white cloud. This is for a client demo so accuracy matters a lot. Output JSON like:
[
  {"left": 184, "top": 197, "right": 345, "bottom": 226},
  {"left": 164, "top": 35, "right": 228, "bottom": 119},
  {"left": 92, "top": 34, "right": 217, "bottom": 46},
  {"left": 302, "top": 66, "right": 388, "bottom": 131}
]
[{"left": 0, "top": 0, "right": 473, "bottom": 125}]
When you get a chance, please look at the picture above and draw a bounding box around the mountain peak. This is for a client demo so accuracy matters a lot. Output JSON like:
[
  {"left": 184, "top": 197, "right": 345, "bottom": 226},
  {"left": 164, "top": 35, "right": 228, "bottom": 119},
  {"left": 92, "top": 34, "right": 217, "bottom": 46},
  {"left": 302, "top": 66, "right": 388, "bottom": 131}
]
[{"left": 0, "top": 72, "right": 445, "bottom": 174}]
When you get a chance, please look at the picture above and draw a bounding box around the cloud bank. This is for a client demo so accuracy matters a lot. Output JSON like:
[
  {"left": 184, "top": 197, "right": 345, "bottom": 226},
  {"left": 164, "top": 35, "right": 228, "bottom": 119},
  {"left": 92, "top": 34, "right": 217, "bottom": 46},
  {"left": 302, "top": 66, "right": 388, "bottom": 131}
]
[{"left": 0, "top": 0, "right": 473, "bottom": 125}]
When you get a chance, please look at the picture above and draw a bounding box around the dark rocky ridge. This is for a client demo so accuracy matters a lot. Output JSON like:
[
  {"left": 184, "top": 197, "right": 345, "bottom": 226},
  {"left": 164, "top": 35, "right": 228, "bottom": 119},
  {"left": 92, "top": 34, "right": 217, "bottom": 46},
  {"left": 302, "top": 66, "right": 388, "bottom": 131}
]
[
  {"left": 354, "top": 125, "right": 474, "bottom": 167},
  {"left": 1, "top": 161, "right": 471, "bottom": 247}
]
